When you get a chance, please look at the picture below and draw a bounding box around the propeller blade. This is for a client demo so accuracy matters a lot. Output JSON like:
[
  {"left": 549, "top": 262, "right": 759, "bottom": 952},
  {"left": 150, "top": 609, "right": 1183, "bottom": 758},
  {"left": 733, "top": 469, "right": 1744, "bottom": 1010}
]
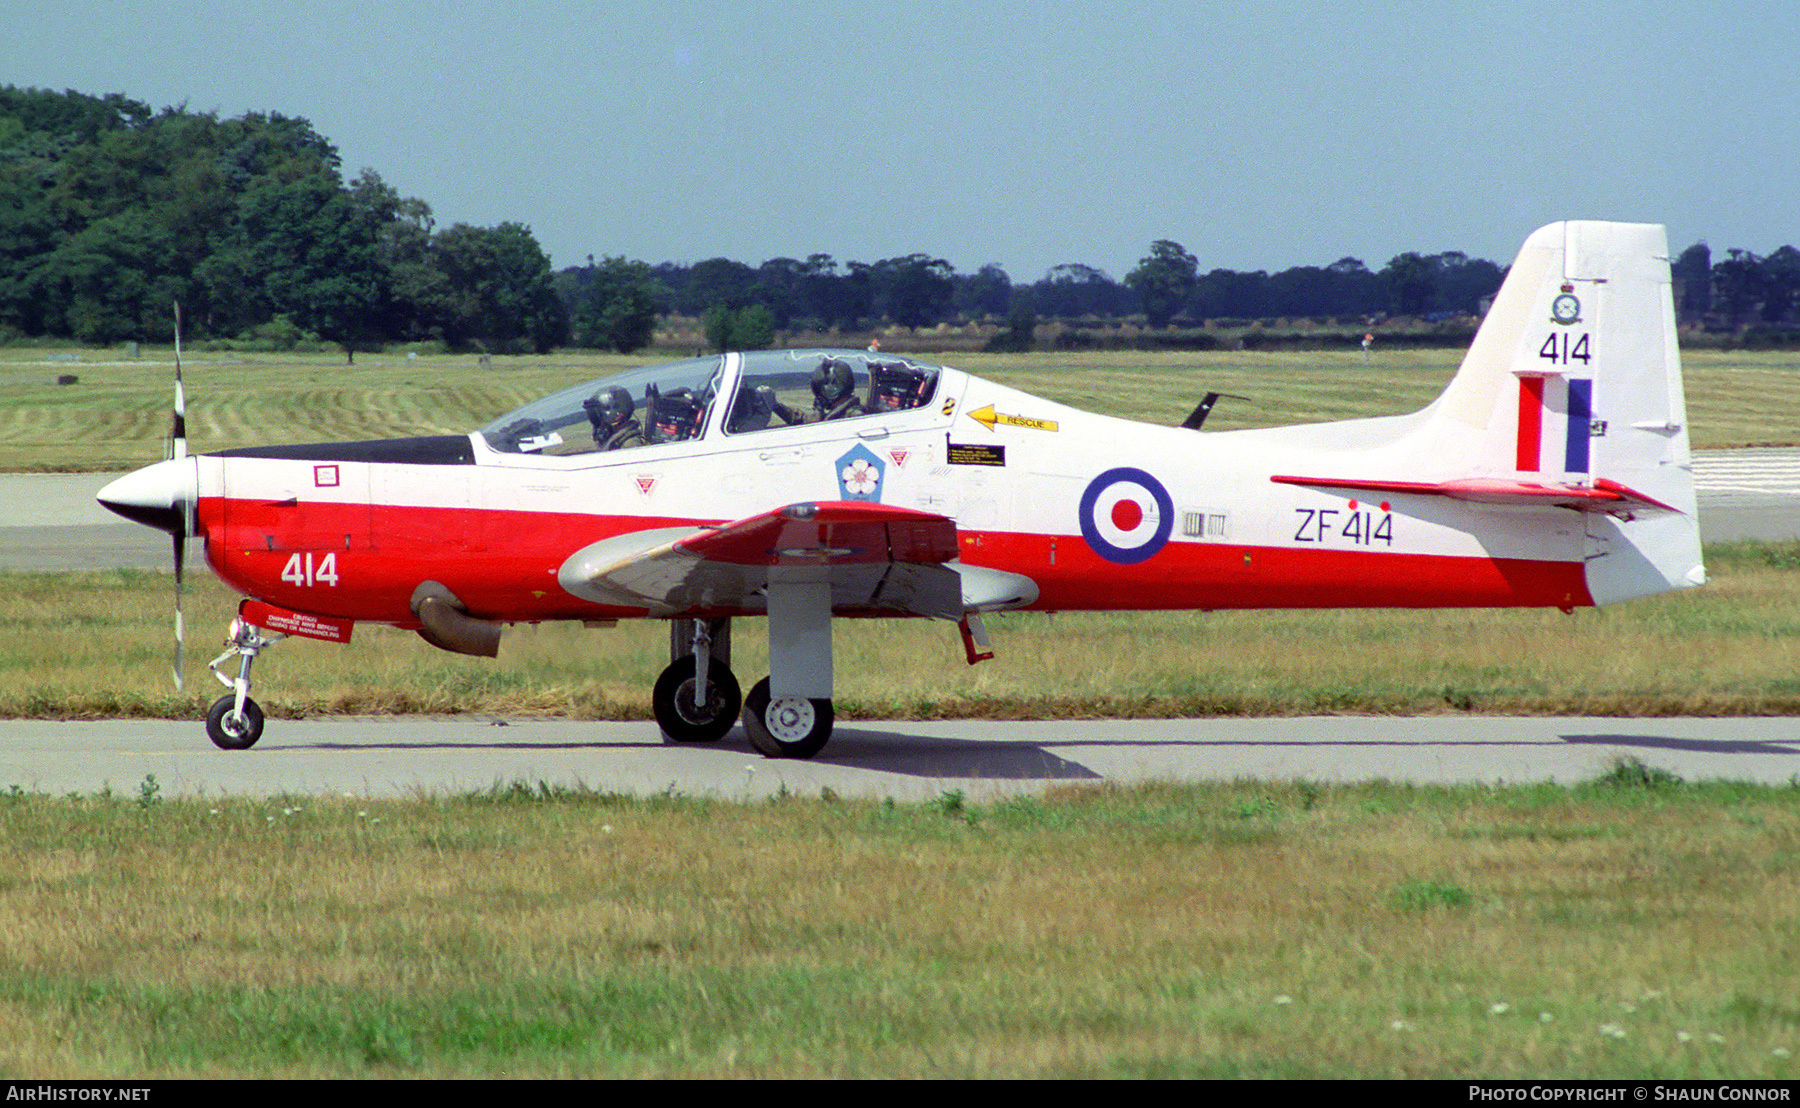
[
  {"left": 169, "top": 300, "right": 188, "bottom": 689},
  {"left": 172, "top": 530, "right": 186, "bottom": 690},
  {"left": 168, "top": 301, "right": 187, "bottom": 462}
]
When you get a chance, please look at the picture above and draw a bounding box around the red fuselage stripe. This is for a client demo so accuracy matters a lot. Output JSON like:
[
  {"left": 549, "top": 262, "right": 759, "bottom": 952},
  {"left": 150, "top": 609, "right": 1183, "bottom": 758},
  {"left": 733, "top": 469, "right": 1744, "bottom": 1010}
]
[{"left": 197, "top": 497, "right": 1595, "bottom": 624}]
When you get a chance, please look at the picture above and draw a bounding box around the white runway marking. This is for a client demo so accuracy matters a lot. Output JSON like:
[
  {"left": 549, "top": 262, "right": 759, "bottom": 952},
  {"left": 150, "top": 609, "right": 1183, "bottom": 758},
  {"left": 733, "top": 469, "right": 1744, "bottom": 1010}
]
[{"left": 1692, "top": 449, "right": 1800, "bottom": 501}]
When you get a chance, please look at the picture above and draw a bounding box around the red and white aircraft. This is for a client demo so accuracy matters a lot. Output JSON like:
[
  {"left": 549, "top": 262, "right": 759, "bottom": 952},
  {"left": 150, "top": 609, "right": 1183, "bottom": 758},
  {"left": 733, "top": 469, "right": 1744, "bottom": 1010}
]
[{"left": 99, "top": 221, "right": 1703, "bottom": 758}]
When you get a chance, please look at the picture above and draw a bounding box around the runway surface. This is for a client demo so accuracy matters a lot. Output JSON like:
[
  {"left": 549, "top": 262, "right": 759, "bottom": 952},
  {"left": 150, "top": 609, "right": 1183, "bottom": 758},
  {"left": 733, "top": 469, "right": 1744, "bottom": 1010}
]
[
  {"left": 1, "top": 456, "right": 1795, "bottom": 798},
  {"left": 4, "top": 715, "right": 1797, "bottom": 801}
]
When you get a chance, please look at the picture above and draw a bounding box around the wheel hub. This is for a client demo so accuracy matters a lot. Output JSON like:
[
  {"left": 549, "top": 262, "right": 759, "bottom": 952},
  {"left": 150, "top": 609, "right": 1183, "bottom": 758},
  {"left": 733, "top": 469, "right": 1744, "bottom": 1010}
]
[
  {"left": 766, "top": 697, "right": 815, "bottom": 742},
  {"left": 675, "top": 679, "right": 726, "bottom": 724}
]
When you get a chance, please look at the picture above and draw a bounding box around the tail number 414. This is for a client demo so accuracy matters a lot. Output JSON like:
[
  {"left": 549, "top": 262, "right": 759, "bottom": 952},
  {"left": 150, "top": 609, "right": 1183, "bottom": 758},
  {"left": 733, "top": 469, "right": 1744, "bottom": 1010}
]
[{"left": 281, "top": 551, "right": 340, "bottom": 588}]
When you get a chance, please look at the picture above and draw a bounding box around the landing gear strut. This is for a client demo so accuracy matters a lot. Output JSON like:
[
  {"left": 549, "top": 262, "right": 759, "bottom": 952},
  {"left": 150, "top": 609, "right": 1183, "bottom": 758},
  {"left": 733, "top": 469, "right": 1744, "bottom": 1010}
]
[
  {"left": 203, "top": 617, "right": 282, "bottom": 750},
  {"left": 651, "top": 610, "right": 838, "bottom": 759},
  {"left": 741, "top": 576, "right": 836, "bottom": 759}
]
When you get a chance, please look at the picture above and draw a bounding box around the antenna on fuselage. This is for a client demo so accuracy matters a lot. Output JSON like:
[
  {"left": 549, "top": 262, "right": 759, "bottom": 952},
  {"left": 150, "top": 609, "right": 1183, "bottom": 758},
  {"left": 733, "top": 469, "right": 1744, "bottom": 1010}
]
[{"left": 1181, "top": 391, "right": 1250, "bottom": 431}]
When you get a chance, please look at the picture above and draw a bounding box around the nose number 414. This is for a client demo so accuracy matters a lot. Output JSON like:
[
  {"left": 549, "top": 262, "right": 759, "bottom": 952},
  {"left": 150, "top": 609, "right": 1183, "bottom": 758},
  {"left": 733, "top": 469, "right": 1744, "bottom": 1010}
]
[{"left": 280, "top": 551, "right": 340, "bottom": 588}]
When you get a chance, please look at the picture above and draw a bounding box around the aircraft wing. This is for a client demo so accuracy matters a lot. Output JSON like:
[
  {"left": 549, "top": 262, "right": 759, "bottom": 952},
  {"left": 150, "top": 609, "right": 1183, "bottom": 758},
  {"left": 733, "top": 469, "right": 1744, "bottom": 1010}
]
[
  {"left": 1269, "top": 474, "right": 1682, "bottom": 513},
  {"left": 557, "top": 501, "right": 970, "bottom": 619}
]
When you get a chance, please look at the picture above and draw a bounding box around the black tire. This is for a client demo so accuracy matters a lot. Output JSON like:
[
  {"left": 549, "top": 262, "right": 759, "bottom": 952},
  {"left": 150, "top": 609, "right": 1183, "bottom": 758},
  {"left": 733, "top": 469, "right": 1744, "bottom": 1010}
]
[
  {"left": 206, "top": 694, "right": 264, "bottom": 750},
  {"left": 652, "top": 655, "right": 742, "bottom": 743},
  {"left": 741, "top": 677, "right": 833, "bottom": 759}
]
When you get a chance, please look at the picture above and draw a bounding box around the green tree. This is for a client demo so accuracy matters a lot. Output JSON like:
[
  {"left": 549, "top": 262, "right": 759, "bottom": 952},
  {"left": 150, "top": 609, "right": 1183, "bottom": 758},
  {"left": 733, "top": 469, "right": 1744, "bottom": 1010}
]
[
  {"left": 797, "top": 254, "right": 869, "bottom": 330},
  {"left": 1712, "top": 249, "right": 1765, "bottom": 329},
  {"left": 1760, "top": 245, "right": 1799, "bottom": 325},
  {"left": 730, "top": 303, "right": 775, "bottom": 350},
  {"left": 1125, "top": 240, "right": 1198, "bottom": 328},
  {"left": 431, "top": 222, "right": 567, "bottom": 354},
  {"left": 677, "top": 257, "right": 756, "bottom": 316},
  {"left": 983, "top": 291, "right": 1037, "bottom": 352},
  {"left": 346, "top": 168, "right": 442, "bottom": 344},
  {"left": 576, "top": 256, "right": 659, "bottom": 353},
  {"left": 1031, "top": 264, "right": 1131, "bottom": 319},
  {"left": 703, "top": 302, "right": 776, "bottom": 352},
  {"left": 1380, "top": 252, "right": 1436, "bottom": 316},
  {"left": 1673, "top": 242, "right": 1712, "bottom": 321},
  {"left": 752, "top": 257, "right": 805, "bottom": 328},
  {"left": 870, "top": 253, "right": 954, "bottom": 328},
  {"left": 48, "top": 210, "right": 185, "bottom": 342},
  {"left": 954, "top": 263, "right": 1013, "bottom": 320},
  {"left": 236, "top": 171, "right": 384, "bottom": 360}
]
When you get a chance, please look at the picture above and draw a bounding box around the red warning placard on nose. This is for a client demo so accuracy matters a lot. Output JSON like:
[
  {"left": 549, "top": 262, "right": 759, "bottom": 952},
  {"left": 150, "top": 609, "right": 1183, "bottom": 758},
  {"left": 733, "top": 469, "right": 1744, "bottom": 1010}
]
[{"left": 239, "top": 599, "right": 354, "bottom": 643}]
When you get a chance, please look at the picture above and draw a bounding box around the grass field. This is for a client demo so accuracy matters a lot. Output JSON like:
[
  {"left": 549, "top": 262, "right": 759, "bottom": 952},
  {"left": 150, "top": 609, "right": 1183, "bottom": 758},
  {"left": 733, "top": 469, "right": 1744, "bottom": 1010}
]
[
  {"left": 2, "top": 775, "right": 1795, "bottom": 1078},
  {"left": 1, "top": 344, "right": 1798, "bottom": 472},
  {"left": 2, "top": 540, "right": 1798, "bottom": 722}
]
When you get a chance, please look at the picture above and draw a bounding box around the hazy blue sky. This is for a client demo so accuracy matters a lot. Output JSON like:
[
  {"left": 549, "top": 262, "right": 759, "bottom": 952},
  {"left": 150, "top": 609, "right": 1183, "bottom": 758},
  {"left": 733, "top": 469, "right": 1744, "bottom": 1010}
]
[{"left": 7, "top": 0, "right": 1794, "bottom": 279}]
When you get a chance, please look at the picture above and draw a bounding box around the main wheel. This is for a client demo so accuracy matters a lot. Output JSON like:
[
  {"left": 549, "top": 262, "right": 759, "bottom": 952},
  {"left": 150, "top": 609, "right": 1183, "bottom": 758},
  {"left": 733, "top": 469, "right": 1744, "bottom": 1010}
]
[
  {"left": 741, "top": 677, "right": 833, "bottom": 759},
  {"left": 652, "top": 655, "right": 742, "bottom": 743},
  {"left": 206, "top": 694, "right": 265, "bottom": 750}
]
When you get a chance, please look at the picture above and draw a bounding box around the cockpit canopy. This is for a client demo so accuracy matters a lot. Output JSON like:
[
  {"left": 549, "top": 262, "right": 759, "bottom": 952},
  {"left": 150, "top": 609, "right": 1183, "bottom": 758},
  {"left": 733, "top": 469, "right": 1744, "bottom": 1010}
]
[{"left": 478, "top": 349, "right": 943, "bottom": 457}]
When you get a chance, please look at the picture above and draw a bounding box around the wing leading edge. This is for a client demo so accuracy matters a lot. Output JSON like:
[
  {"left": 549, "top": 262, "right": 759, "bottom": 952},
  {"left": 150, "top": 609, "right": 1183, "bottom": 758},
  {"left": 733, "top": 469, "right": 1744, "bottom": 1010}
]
[{"left": 556, "top": 501, "right": 973, "bottom": 619}]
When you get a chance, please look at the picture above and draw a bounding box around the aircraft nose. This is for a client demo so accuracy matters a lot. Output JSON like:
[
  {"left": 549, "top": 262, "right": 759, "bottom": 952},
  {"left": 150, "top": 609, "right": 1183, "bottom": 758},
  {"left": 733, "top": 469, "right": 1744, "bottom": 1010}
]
[{"left": 96, "top": 458, "right": 196, "bottom": 534}]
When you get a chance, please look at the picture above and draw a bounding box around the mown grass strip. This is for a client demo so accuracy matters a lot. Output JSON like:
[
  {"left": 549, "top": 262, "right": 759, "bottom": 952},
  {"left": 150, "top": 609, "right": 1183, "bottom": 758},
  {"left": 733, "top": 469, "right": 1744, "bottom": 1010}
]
[
  {"left": 0, "top": 776, "right": 1795, "bottom": 1077},
  {"left": 1, "top": 347, "right": 1796, "bottom": 472}
]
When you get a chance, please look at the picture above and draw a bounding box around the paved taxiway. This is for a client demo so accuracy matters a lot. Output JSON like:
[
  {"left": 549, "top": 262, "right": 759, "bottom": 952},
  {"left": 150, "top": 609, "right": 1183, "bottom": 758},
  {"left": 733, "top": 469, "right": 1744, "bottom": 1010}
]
[
  {"left": 3, "top": 716, "right": 1798, "bottom": 801},
  {"left": 3, "top": 455, "right": 1796, "bottom": 798}
]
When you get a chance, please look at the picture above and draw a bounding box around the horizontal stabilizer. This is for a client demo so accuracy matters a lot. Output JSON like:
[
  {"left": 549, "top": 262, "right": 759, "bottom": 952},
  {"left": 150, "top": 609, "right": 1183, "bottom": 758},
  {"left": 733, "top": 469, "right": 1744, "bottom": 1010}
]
[{"left": 1270, "top": 474, "right": 1682, "bottom": 513}]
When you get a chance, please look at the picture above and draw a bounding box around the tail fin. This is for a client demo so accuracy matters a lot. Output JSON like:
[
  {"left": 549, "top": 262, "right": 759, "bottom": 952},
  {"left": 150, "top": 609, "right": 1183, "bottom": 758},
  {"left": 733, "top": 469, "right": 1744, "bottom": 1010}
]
[
  {"left": 1271, "top": 221, "right": 1704, "bottom": 605},
  {"left": 1435, "top": 221, "right": 1702, "bottom": 602}
]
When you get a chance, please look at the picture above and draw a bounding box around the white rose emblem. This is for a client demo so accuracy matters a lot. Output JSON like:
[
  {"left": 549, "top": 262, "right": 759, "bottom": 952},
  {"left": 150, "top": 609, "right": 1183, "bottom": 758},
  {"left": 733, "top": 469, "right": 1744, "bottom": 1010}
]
[{"left": 841, "top": 458, "right": 880, "bottom": 497}]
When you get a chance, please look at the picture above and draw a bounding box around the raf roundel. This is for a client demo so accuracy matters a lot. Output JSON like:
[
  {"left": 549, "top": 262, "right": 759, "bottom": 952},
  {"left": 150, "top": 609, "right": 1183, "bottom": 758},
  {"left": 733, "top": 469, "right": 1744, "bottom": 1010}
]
[{"left": 1078, "top": 467, "right": 1174, "bottom": 565}]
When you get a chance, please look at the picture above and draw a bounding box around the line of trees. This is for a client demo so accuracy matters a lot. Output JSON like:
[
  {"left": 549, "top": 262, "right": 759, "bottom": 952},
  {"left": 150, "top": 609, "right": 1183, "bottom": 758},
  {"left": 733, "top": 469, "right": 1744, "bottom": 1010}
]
[
  {"left": 1673, "top": 242, "right": 1800, "bottom": 331},
  {"left": 0, "top": 87, "right": 565, "bottom": 357},
  {"left": 4, "top": 86, "right": 1794, "bottom": 358},
  {"left": 561, "top": 246, "right": 1506, "bottom": 348}
]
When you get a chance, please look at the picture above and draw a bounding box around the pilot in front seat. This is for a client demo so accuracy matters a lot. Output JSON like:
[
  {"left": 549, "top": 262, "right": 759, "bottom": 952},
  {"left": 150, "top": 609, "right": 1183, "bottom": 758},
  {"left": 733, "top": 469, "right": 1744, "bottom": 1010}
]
[
  {"left": 811, "top": 358, "right": 864, "bottom": 421},
  {"left": 583, "top": 385, "right": 645, "bottom": 450}
]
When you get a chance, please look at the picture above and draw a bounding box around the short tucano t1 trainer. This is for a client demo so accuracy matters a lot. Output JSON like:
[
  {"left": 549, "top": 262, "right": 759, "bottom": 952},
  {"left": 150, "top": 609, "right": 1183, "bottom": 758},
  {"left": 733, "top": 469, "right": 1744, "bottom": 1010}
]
[{"left": 99, "top": 221, "right": 1704, "bottom": 759}]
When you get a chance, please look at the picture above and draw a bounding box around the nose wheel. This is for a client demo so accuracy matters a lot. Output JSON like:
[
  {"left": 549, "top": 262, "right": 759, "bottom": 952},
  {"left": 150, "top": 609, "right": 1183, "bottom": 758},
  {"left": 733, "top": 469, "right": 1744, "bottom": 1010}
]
[
  {"left": 203, "top": 615, "right": 283, "bottom": 750},
  {"left": 206, "top": 694, "right": 265, "bottom": 749},
  {"left": 741, "top": 677, "right": 834, "bottom": 759}
]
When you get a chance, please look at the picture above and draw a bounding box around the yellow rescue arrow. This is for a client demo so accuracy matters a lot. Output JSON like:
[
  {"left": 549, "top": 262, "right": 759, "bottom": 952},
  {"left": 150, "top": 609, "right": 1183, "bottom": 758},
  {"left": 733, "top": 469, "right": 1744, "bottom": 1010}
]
[{"left": 967, "top": 404, "right": 1059, "bottom": 433}]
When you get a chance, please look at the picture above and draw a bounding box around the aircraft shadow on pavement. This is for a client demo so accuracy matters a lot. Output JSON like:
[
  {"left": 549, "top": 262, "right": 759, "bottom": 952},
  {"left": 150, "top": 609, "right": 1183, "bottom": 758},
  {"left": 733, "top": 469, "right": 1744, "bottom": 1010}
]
[
  {"left": 288, "top": 724, "right": 1799, "bottom": 784},
  {"left": 301, "top": 725, "right": 1104, "bottom": 780},
  {"left": 812, "top": 728, "right": 1101, "bottom": 779},
  {"left": 1560, "top": 733, "right": 1800, "bottom": 756}
]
